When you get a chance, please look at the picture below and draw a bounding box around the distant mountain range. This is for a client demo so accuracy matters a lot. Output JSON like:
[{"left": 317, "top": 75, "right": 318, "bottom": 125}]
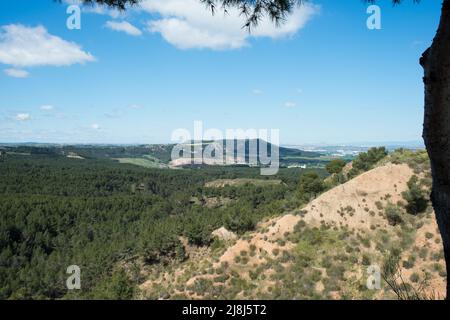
[
  {"left": 0, "top": 140, "right": 326, "bottom": 168},
  {"left": 0, "top": 140, "right": 424, "bottom": 169}
]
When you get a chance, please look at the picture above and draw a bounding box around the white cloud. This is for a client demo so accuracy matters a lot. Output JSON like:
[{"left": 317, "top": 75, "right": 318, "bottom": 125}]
[
  {"left": 128, "top": 104, "right": 143, "bottom": 109},
  {"left": 40, "top": 105, "right": 54, "bottom": 111},
  {"left": 15, "top": 113, "right": 31, "bottom": 121},
  {"left": 84, "top": 5, "right": 122, "bottom": 18},
  {"left": 4, "top": 68, "right": 29, "bottom": 78},
  {"left": 64, "top": 0, "right": 122, "bottom": 18},
  {"left": 104, "top": 109, "right": 123, "bottom": 118},
  {"left": 0, "top": 24, "right": 95, "bottom": 67},
  {"left": 142, "top": 0, "right": 319, "bottom": 50},
  {"left": 252, "top": 89, "right": 263, "bottom": 95},
  {"left": 91, "top": 123, "right": 100, "bottom": 130},
  {"left": 105, "top": 21, "right": 142, "bottom": 36},
  {"left": 284, "top": 101, "right": 297, "bottom": 108}
]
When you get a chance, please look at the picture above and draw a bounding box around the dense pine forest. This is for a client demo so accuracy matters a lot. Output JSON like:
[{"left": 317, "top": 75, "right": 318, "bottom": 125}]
[{"left": 0, "top": 151, "right": 327, "bottom": 299}]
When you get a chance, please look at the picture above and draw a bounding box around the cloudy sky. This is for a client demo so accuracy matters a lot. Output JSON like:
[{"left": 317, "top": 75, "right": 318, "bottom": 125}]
[{"left": 0, "top": 0, "right": 442, "bottom": 144}]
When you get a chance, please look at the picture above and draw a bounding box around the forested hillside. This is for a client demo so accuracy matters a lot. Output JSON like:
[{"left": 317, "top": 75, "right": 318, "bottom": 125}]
[
  {"left": 0, "top": 152, "right": 324, "bottom": 299},
  {"left": 2, "top": 147, "right": 441, "bottom": 300}
]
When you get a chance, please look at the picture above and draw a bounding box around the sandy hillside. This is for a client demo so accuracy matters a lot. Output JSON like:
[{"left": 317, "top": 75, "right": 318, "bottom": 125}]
[{"left": 140, "top": 162, "right": 446, "bottom": 299}]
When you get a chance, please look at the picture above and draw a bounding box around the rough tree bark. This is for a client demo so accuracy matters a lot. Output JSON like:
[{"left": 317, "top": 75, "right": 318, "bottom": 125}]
[{"left": 420, "top": 0, "right": 450, "bottom": 300}]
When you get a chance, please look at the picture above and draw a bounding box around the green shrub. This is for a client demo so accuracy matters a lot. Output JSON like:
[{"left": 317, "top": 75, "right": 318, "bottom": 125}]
[
  {"left": 375, "top": 201, "right": 383, "bottom": 210},
  {"left": 326, "top": 159, "right": 346, "bottom": 174},
  {"left": 409, "top": 273, "right": 420, "bottom": 283},
  {"left": 384, "top": 203, "right": 403, "bottom": 226},
  {"left": 298, "top": 172, "right": 325, "bottom": 200},
  {"left": 349, "top": 147, "right": 388, "bottom": 178},
  {"left": 224, "top": 208, "right": 256, "bottom": 234},
  {"left": 402, "top": 176, "right": 428, "bottom": 215},
  {"left": 321, "top": 256, "right": 332, "bottom": 269},
  {"left": 294, "top": 220, "right": 306, "bottom": 231},
  {"left": 191, "top": 278, "right": 213, "bottom": 296},
  {"left": 184, "top": 220, "right": 212, "bottom": 246},
  {"left": 362, "top": 254, "right": 371, "bottom": 266},
  {"left": 418, "top": 247, "right": 428, "bottom": 261},
  {"left": 402, "top": 256, "right": 415, "bottom": 269},
  {"left": 90, "top": 270, "right": 135, "bottom": 300},
  {"left": 327, "top": 265, "right": 346, "bottom": 281},
  {"left": 361, "top": 237, "right": 371, "bottom": 248},
  {"left": 214, "top": 274, "right": 229, "bottom": 283},
  {"left": 141, "top": 229, "right": 186, "bottom": 264}
]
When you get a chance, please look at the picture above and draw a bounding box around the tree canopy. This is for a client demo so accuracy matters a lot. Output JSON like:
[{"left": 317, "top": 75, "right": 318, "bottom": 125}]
[{"left": 0, "top": 150, "right": 325, "bottom": 299}]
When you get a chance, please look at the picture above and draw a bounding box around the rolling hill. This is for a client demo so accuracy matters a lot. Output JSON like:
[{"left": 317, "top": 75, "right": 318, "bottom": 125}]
[{"left": 138, "top": 150, "right": 446, "bottom": 300}]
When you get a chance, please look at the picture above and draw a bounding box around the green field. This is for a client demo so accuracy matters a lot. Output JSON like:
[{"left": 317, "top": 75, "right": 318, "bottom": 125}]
[
  {"left": 205, "top": 178, "right": 283, "bottom": 188},
  {"left": 115, "top": 155, "right": 168, "bottom": 168}
]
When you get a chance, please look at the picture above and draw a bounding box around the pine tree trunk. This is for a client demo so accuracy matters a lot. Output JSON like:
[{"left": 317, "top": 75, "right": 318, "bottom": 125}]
[{"left": 421, "top": 0, "right": 450, "bottom": 300}]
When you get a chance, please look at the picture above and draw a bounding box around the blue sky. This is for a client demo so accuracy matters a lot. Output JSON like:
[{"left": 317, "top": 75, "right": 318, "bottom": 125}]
[{"left": 0, "top": 0, "right": 442, "bottom": 144}]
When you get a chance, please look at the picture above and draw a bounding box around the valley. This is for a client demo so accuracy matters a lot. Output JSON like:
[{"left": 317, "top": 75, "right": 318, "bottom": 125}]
[{"left": 0, "top": 145, "right": 445, "bottom": 299}]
